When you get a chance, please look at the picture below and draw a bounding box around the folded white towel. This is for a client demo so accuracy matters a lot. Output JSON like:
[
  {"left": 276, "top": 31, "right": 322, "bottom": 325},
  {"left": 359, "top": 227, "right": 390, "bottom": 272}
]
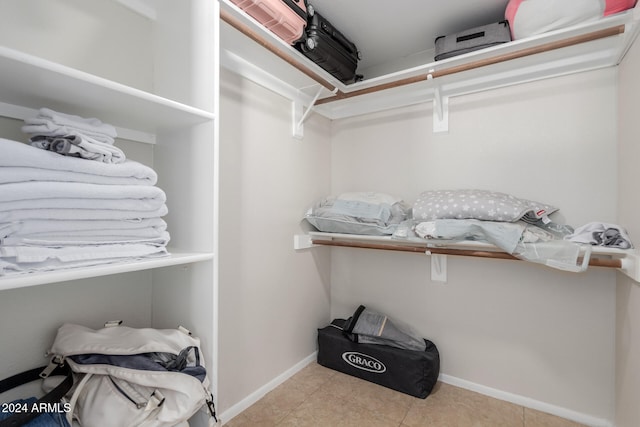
[
  {"left": 0, "top": 205, "right": 168, "bottom": 222},
  {"left": 2, "top": 231, "right": 170, "bottom": 247},
  {"left": 30, "top": 134, "right": 126, "bottom": 164},
  {"left": 0, "top": 251, "right": 169, "bottom": 276},
  {"left": 37, "top": 107, "right": 117, "bottom": 137},
  {"left": 0, "top": 245, "right": 169, "bottom": 276},
  {"left": 0, "top": 181, "right": 166, "bottom": 212},
  {"left": 1, "top": 243, "right": 166, "bottom": 263},
  {"left": 0, "top": 223, "right": 20, "bottom": 239},
  {"left": 23, "top": 107, "right": 117, "bottom": 141},
  {"left": 0, "top": 138, "right": 156, "bottom": 185},
  {"left": 1, "top": 218, "right": 166, "bottom": 235},
  {"left": 0, "top": 251, "right": 170, "bottom": 276},
  {"left": 23, "top": 123, "right": 115, "bottom": 146},
  {"left": 1, "top": 219, "right": 168, "bottom": 245},
  {"left": 22, "top": 108, "right": 124, "bottom": 163}
]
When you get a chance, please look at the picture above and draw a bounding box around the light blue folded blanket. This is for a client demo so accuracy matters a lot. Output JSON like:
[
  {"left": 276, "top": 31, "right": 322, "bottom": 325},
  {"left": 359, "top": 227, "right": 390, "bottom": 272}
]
[{"left": 415, "top": 219, "right": 525, "bottom": 254}]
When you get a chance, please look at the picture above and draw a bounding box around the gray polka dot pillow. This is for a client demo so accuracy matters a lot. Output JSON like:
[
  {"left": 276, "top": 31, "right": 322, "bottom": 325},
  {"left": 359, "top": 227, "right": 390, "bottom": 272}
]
[{"left": 413, "top": 189, "right": 557, "bottom": 223}]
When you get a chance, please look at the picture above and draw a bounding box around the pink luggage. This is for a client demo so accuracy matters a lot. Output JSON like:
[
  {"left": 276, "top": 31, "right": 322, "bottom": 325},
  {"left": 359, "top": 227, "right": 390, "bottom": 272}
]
[{"left": 230, "top": 0, "right": 308, "bottom": 45}]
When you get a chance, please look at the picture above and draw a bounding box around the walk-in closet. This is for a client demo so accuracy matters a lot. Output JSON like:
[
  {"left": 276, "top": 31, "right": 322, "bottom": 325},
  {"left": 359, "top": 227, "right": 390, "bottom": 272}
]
[{"left": 1, "top": 1, "right": 639, "bottom": 426}]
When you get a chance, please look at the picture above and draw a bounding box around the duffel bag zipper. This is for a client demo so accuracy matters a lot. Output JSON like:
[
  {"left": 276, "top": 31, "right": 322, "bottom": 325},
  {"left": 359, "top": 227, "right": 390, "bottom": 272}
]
[{"left": 109, "top": 377, "right": 147, "bottom": 409}]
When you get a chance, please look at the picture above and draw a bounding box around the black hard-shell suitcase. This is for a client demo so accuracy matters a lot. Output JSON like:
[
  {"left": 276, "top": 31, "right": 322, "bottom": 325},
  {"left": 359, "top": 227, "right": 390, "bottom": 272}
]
[
  {"left": 434, "top": 20, "right": 512, "bottom": 61},
  {"left": 297, "top": 11, "right": 362, "bottom": 84},
  {"left": 317, "top": 319, "right": 440, "bottom": 398}
]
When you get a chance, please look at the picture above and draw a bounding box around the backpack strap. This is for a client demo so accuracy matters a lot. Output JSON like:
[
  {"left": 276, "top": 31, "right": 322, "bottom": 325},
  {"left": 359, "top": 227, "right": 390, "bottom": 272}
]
[{"left": 0, "top": 362, "right": 73, "bottom": 427}]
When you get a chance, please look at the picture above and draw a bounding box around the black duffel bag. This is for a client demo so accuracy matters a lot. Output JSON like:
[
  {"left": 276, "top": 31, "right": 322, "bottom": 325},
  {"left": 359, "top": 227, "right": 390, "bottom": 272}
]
[{"left": 317, "top": 305, "right": 440, "bottom": 398}]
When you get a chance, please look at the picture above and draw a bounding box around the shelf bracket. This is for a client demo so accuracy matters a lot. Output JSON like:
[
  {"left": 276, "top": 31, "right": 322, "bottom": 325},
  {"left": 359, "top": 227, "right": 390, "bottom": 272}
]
[
  {"left": 619, "top": 252, "right": 640, "bottom": 284},
  {"left": 292, "top": 85, "right": 326, "bottom": 140},
  {"left": 426, "top": 251, "right": 448, "bottom": 283},
  {"left": 293, "top": 234, "right": 317, "bottom": 250},
  {"left": 427, "top": 70, "right": 449, "bottom": 133}
]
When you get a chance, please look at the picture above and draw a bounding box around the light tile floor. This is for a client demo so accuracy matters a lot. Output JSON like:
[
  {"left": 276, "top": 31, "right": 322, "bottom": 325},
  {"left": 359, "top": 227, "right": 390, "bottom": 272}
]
[{"left": 223, "top": 362, "right": 587, "bottom": 427}]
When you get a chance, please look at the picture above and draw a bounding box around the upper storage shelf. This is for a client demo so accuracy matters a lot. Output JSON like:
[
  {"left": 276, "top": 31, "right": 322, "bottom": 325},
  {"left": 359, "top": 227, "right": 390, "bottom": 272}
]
[
  {"left": 220, "top": 0, "right": 640, "bottom": 120},
  {"left": 0, "top": 46, "right": 215, "bottom": 143}
]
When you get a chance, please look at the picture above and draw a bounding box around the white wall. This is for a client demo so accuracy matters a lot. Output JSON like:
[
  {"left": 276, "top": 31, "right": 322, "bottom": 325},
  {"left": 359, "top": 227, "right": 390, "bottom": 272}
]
[
  {"left": 616, "top": 28, "right": 640, "bottom": 427},
  {"left": 330, "top": 69, "right": 618, "bottom": 422},
  {"left": 0, "top": 0, "right": 153, "bottom": 91},
  {"left": 217, "top": 70, "right": 332, "bottom": 413}
]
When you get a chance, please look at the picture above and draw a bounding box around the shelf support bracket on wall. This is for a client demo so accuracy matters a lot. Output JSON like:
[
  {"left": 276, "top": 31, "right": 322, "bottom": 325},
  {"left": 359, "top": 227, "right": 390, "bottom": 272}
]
[
  {"left": 293, "top": 234, "right": 316, "bottom": 250},
  {"left": 426, "top": 251, "right": 448, "bottom": 283},
  {"left": 619, "top": 252, "right": 640, "bottom": 284},
  {"left": 293, "top": 85, "right": 327, "bottom": 140},
  {"left": 427, "top": 70, "right": 449, "bottom": 133}
]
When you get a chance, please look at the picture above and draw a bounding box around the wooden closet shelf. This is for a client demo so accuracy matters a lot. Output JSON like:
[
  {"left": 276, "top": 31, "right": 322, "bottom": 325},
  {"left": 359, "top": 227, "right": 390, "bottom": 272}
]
[
  {"left": 315, "top": 25, "right": 626, "bottom": 105},
  {"left": 298, "top": 232, "right": 637, "bottom": 277},
  {"left": 310, "top": 236, "right": 622, "bottom": 269}
]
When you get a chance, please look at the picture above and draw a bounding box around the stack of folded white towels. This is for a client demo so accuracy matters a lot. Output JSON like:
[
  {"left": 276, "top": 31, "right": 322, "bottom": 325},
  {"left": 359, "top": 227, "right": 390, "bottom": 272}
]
[
  {"left": 0, "top": 111, "right": 170, "bottom": 276},
  {"left": 22, "top": 107, "right": 125, "bottom": 164}
]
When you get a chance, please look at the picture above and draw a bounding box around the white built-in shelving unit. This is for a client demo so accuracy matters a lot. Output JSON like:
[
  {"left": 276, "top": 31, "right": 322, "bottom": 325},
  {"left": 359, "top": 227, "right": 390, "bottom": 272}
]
[{"left": 0, "top": 1, "right": 219, "bottom": 424}]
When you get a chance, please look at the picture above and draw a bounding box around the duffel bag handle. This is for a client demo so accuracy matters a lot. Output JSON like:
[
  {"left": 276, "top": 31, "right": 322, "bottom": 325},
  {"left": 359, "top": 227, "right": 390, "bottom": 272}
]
[{"left": 0, "top": 361, "right": 73, "bottom": 427}]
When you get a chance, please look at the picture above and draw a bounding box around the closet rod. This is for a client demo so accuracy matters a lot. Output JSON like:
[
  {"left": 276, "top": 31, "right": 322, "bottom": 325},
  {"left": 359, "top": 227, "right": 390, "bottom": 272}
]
[
  {"left": 316, "top": 24, "right": 626, "bottom": 105},
  {"left": 311, "top": 239, "right": 623, "bottom": 269},
  {"left": 220, "top": 8, "right": 338, "bottom": 92}
]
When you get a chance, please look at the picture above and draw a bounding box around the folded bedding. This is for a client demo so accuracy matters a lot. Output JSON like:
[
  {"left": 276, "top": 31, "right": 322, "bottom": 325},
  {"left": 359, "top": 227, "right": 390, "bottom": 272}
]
[
  {"left": 0, "top": 246, "right": 169, "bottom": 276},
  {"left": 29, "top": 134, "right": 125, "bottom": 164},
  {"left": 304, "top": 192, "right": 411, "bottom": 236},
  {"left": 1, "top": 243, "right": 167, "bottom": 263},
  {"left": 0, "top": 181, "right": 166, "bottom": 212},
  {"left": 0, "top": 218, "right": 169, "bottom": 246},
  {"left": 302, "top": 187, "right": 635, "bottom": 273},
  {"left": 0, "top": 113, "right": 173, "bottom": 277},
  {"left": 2, "top": 231, "right": 170, "bottom": 247},
  {"left": 0, "top": 205, "right": 168, "bottom": 222},
  {"left": 22, "top": 108, "right": 125, "bottom": 164},
  {"left": 414, "top": 219, "right": 528, "bottom": 254},
  {"left": 0, "top": 217, "right": 166, "bottom": 237},
  {"left": 0, "top": 138, "right": 157, "bottom": 185},
  {"left": 24, "top": 108, "right": 118, "bottom": 142},
  {"left": 414, "top": 218, "right": 589, "bottom": 272}
]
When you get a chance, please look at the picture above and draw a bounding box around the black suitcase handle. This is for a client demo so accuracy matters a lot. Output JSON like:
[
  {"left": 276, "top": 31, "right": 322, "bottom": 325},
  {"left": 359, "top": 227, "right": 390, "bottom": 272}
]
[
  {"left": 314, "top": 14, "right": 358, "bottom": 56},
  {"left": 457, "top": 31, "right": 485, "bottom": 43},
  {"left": 326, "top": 24, "right": 357, "bottom": 55},
  {"left": 282, "top": 0, "right": 307, "bottom": 21}
]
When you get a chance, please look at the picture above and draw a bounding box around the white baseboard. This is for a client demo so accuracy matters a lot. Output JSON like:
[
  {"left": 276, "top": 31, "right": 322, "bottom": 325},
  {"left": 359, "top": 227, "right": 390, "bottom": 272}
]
[
  {"left": 219, "top": 352, "right": 317, "bottom": 425},
  {"left": 439, "top": 374, "right": 614, "bottom": 427},
  {"left": 218, "top": 355, "right": 613, "bottom": 427}
]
